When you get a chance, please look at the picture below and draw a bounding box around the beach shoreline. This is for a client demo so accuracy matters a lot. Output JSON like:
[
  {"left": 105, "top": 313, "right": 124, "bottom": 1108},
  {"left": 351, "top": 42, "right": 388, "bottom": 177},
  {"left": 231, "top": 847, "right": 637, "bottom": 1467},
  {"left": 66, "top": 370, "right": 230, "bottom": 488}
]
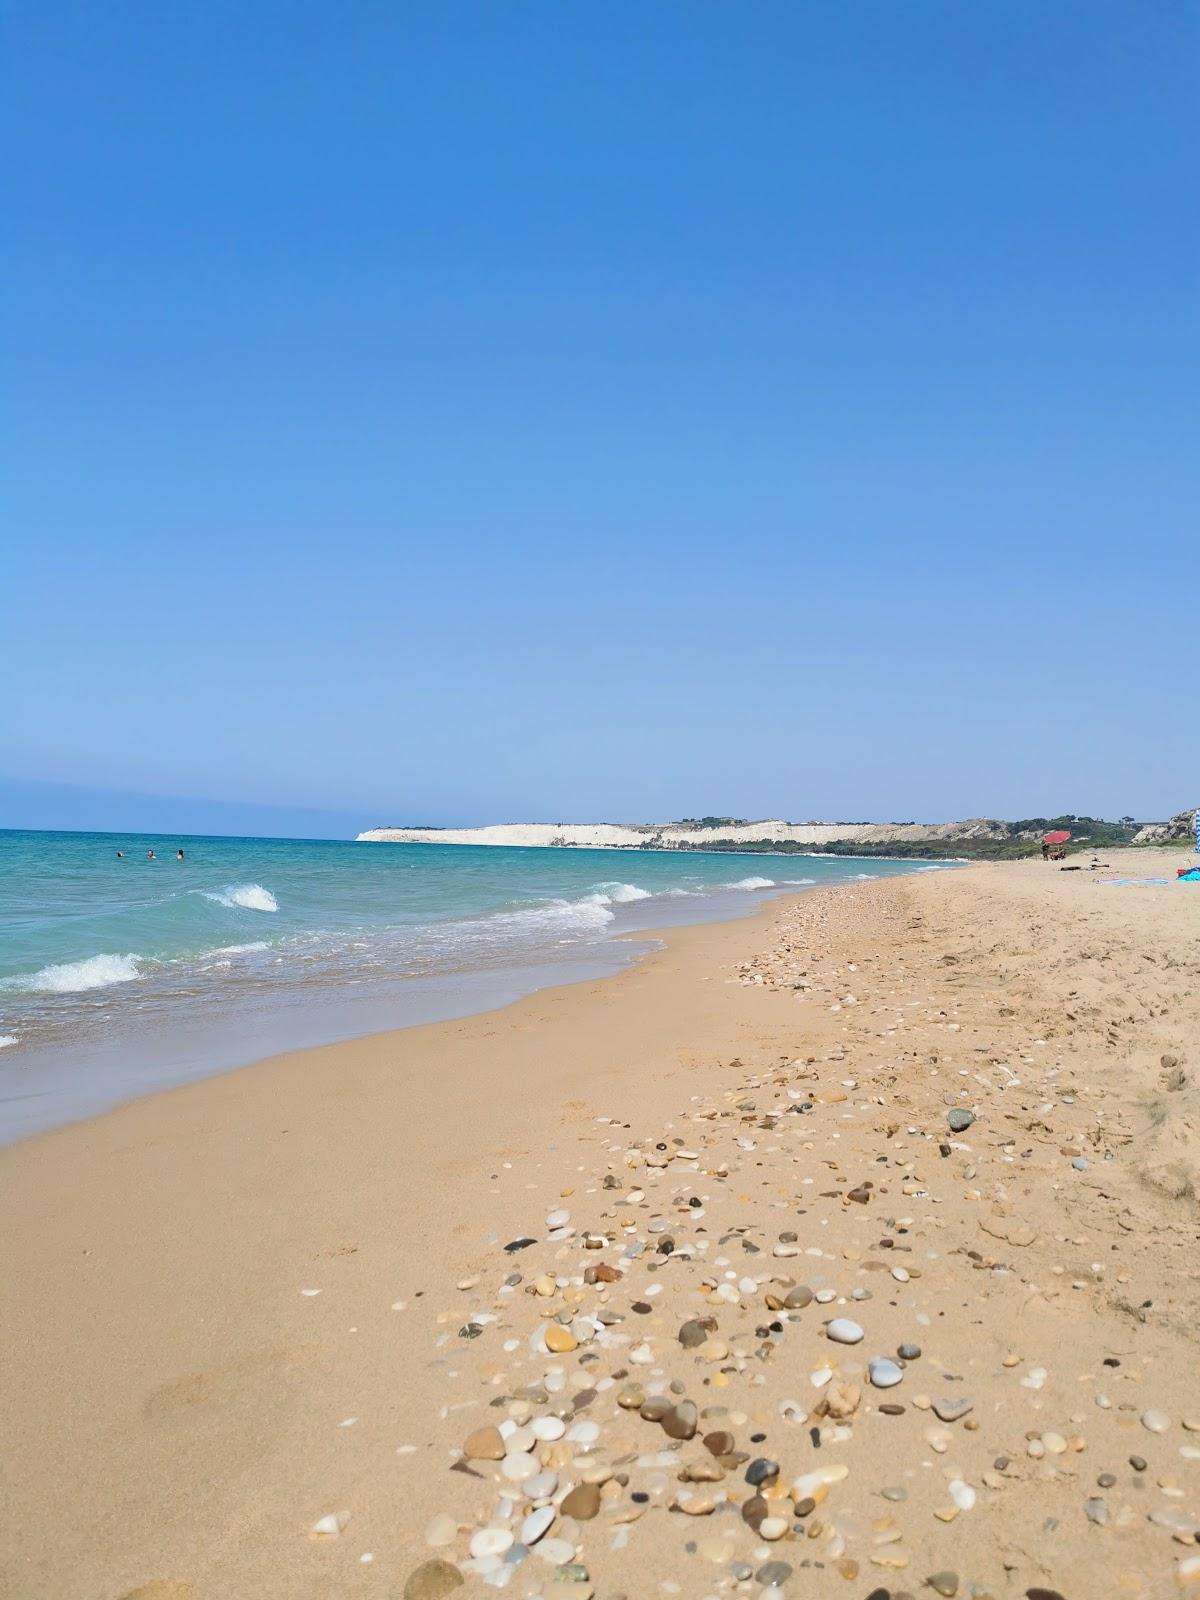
[{"left": 2, "top": 851, "right": 1197, "bottom": 1599}]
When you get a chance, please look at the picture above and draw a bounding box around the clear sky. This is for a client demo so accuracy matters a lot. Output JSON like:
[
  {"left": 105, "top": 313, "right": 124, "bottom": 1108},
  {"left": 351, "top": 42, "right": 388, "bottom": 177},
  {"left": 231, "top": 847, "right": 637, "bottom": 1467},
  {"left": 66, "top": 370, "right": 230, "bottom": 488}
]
[{"left": 3, "top": 1, "right": 1194, "bottom": 836}]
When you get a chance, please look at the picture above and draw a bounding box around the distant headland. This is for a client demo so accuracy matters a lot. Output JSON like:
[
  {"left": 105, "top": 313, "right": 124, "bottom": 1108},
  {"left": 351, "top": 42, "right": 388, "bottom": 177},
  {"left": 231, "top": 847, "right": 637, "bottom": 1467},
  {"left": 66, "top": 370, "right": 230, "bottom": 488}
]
[{"left": 357, "top": 810, "right": 1196, "bottom": 860}]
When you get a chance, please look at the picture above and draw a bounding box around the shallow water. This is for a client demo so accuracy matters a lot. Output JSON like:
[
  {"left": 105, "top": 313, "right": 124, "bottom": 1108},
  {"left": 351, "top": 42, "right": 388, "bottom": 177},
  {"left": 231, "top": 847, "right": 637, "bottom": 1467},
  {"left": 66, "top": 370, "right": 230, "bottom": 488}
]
[{"left": 0, "top": 829, "right": 947, "bottom": 1140}]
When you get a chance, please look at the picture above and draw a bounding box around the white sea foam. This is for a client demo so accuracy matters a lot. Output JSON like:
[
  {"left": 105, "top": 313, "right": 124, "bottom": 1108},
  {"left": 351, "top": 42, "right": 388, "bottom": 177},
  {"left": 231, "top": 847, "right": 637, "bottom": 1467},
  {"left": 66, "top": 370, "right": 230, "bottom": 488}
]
[
  {"left": 852, "top": 873, "right": 879, "bottom": 880},
  {"left": 491, "top": 897, "right": 616, "bottom": 934},
  {"left": 781, "top": 877, "right": 817, "bottom": 885},
  {"left": 584, "top": 882, "right": 652, "bottom": 906},
  {"left": 0, "top": 1035, "right": 16, "bottom": 1049},
  {"left": 729, "top": 876, "right": 775, "bottom": 890},
  {"left": 206, "top": 883, "right": 279, "bottom": 913},
  {"left": 8, "top": 952, "right": 144, "bottom": 994},
  {"left": 209, "top": 941, "right": 270, "bottom": 956}
]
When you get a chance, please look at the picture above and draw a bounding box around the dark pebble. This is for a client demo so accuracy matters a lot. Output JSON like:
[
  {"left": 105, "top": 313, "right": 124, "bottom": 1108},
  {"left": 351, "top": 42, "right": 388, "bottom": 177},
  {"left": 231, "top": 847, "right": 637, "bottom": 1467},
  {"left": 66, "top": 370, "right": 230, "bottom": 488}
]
[
  {"left": 503, "top": 1237, "right": 536, "bottom": 1253},
  {"left": 1129, "top": 1455, "right": 1147, "bottom": 1472},
  {"left": 742, "top": 1494, "right": 768, "bottom": 1531},
  {"left": 756, "top": 1560, "right": 792, "bottom": 1587},
  {"left": 745, "top": 1457, "right": 779, "bottom": 1486}
]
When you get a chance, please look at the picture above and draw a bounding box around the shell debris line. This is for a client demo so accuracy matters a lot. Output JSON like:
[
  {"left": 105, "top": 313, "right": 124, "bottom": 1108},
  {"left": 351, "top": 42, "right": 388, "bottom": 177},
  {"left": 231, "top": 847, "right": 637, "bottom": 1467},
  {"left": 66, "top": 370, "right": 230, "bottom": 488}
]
[{"left": 338, "top": 873, "right": 1198, "bottom": 1600}]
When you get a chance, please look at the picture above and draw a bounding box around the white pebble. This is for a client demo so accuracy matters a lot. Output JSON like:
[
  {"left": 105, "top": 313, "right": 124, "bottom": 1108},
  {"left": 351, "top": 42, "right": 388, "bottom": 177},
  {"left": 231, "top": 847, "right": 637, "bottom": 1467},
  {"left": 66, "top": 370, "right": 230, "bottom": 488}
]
[
  {"left": 869, "top": 1358, "right": 903, "bottom": 1388},
  {"left": 826, "top": 1318, "right": 864, "bottom": 1344},
  {"left": 949, "top": 1479, "right": 976, "bottom": 1511},
  {"left": 469, "top": 1528, "right": 515, "bottom": 1559},
  {"left": 519, "top": 1505, "right": 555, "bottom": 1545}
]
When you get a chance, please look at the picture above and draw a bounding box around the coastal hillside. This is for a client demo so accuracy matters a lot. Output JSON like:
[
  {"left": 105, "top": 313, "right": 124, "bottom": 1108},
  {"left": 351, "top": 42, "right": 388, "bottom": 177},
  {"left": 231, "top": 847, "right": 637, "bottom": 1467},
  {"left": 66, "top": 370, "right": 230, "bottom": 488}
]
[{"left": 357, "top": 814, "right": 1165, "bottom": 858}]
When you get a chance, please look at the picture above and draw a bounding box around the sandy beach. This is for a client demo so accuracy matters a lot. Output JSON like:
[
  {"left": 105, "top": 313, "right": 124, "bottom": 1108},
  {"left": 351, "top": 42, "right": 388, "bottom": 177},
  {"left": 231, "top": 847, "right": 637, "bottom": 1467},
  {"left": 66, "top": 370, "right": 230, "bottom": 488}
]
[{"left": 2, "top": 850, "right": 1198, "bottom": 1600}]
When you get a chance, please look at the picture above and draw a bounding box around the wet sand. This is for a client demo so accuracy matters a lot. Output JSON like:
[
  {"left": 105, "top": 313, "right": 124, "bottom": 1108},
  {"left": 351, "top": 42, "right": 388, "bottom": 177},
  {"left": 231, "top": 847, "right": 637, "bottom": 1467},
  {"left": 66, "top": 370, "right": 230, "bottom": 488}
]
[{"left": 2, "top": 850, "right": 1197, "bottom": 1599}]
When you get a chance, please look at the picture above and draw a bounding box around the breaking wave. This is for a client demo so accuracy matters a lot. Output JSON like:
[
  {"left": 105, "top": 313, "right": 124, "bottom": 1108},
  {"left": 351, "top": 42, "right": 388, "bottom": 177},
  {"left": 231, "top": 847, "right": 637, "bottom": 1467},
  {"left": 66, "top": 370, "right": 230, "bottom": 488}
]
[
  {"left": 6, "top": 952, "right": 145, "bottom": 994},
  {"left": 583, "top": 882, "right": 652, "bottom": 906},
  {"left": 205, "top": 883, "right": 279, "bottom": 913},
  {"left": 729, "top": 876, "right": 775, "bottom": 890}
]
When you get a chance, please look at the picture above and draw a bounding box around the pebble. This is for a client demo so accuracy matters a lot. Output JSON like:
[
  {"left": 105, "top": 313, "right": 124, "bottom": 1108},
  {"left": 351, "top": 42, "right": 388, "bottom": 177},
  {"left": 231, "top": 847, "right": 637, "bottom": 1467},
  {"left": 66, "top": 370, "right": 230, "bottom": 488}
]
[
  {"left": 826, "top": 1318, "right": 864, "bottom": 1344},
  {"left": 927, "top": 1573, "right": 960, "bottom": 1597},
  {"left": 424, "top": 1513, "right": 457, "bottom": 1547},
  {"left": 678, "top": 1320, "right": 709, "bottom": 1348},
  {"left": 560, "top": 1482, "right": 601, "bottom": 1521},
  {"left": 946, "top": 1109, "right": 975, "bottom": 1132},
  {"left": 931, "top": 1397, "right": 973, "bottom": 1423},
  {"left": 468, "top": 1529, "right": 513, "bottom": 1559},
  {"left": 897, "top": 1343, "right": 922, "bottom": 1361},
  {"left": 756, "top": 1561, "right": 793, "bottom": 1586},
  {"left": 1142, "top": 1409, "right": 1171, "bottom": 1434},
  {"left": 758, "top": 1516, "right": 789, "bottom": 1541},
  {"left": 403, "top": 1560, "right": 465, "bottom": 1600},
  {"left": 663, "top": 1401, "right": 698, "bottom": 1440},
  {"left": 869, "top": 1358, "right": 904, "bottom": 1389},
  {"left": 462, "top": 1426, "right": 506, "bottom": 1461},
  {"left": 520, "top": 1506, "right": 556, "bottom": 1545}
]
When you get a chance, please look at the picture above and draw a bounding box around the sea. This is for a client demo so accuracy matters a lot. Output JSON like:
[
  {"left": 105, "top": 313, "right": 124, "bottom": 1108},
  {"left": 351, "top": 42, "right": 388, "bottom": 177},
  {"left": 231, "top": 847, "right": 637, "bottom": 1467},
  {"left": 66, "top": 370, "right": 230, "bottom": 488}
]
[{"left": 0, "top": 830, "right": 951, "bottom": 1143}]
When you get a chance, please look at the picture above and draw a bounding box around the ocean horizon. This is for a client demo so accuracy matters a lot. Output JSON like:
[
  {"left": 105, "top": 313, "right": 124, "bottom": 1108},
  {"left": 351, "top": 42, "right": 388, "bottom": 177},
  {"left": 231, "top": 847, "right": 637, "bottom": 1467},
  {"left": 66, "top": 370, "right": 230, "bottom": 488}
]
[{"left": 0, "top": 827, "right": 949, "bottom": 1142}]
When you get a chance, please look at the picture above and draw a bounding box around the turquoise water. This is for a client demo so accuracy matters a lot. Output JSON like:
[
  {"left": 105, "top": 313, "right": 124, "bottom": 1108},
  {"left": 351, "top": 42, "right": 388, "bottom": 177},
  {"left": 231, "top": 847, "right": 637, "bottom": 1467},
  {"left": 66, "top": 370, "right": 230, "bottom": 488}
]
[{"left": 0, "top": 829, "right": 946, "bottom": 1140}]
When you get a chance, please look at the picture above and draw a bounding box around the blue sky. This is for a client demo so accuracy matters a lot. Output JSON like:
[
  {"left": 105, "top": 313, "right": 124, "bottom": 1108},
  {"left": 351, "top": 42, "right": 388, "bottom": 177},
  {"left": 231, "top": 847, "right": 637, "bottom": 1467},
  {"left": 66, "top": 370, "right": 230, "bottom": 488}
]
[{"left": 3, "top": 1, "right": 1194, "bottom": 835}]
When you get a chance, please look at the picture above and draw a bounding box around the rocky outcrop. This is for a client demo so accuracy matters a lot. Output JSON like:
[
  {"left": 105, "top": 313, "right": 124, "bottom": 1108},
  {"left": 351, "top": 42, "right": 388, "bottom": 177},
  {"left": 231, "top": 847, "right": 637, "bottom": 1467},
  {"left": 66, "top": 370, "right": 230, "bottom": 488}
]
[{"left": 1133, "top": 809, "right": 1198, "bottom": 846}]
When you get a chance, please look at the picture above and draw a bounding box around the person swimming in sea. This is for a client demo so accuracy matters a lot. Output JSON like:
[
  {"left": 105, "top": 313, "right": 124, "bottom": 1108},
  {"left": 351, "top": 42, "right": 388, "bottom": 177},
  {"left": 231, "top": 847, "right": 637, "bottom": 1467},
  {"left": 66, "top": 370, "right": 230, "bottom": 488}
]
[
  {"left": 176, "top": 848, "right": 185, "bottom": 861},
  {"left": 147, "top": 849, "right": 156, "bottom": 860},
  {"left": 115, "top": 849, "right": 124, "bottom": 858}
]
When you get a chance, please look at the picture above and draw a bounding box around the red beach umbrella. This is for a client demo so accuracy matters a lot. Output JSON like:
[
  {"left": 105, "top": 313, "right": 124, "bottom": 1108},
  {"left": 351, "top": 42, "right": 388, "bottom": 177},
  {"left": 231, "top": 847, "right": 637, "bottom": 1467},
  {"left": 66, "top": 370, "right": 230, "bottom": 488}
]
[{"left": 1043, "top": 830, "right": 1071, "bottom": 845}]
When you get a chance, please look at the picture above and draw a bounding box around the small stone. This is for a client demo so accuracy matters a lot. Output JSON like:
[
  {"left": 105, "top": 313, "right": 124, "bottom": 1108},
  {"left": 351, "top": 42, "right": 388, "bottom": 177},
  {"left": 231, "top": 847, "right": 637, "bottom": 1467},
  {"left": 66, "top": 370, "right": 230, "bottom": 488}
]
[
  {"left": 462, "top": 1426, "right": 505, "bottom": 1461},
  {"left": 544, "top": 1324, "right": 577, "bottom": 1354},
  {"left": 560, "top": 1483, "right": 601, "bottom": 1521},
  {"left": 424, "top": 1513, "right": 457, "bottom": 1547},
  {"left": 869, "top": 1359, "right": 904, "bottom": 1389},
  {"left": 672, "top": 1491, "right": 717, "bottom": 1516},
  {"left": 784, "top": 1285, "right": 814, "bottom": 1309},
  {"left": 404, "top": 1560, "right": 465, "bottom": 1600},
  {"left": 663, "top": 1401, "right": 699, "bottom": 1440},
  {"left": 931, "top": 1397, "right": 973, "bottom": 1423},
  {"left": 742, "top": 1494, "right": 768, "bottom": 1532},
  {"left": 1130, "top": 1455, "right": 1147, "bottom": 1472},
  {"left": 745, "top": 1458, "right": 780, "bottom": 1486},
  {"left": 1084, "top": 1497, "right": 1108, "bottom": 1526},
  {"left": 1142, "top": 1409, "right": 1171, "bottom": 1434},
  {"left": 947, "top": 1110, "right": 975, "bottom": 1133},
  {"left": 826, "top": 1318, "right": 864, "bottom": 1344},
  {"left": 679, "top": 1320, "right": 710, "bottom": 1348},
  {"left": 759, "top": 1515, "right": 789, "bottom": 1541},
  {"left": 504, "top": 1237, "right": 536, "bottom": 1253},
  {"left": 927, "top": 1573, "right": 959, "bottom": 1597},
  {"left": 757, "top": 1560, "right": 793, "bottom": 1586},
  {"left": 897, "top": 1343, "right": 922, "bottom": 1361},
  {"left": 703, "top": 1430, "right": 736, "bottom": 1456}
]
